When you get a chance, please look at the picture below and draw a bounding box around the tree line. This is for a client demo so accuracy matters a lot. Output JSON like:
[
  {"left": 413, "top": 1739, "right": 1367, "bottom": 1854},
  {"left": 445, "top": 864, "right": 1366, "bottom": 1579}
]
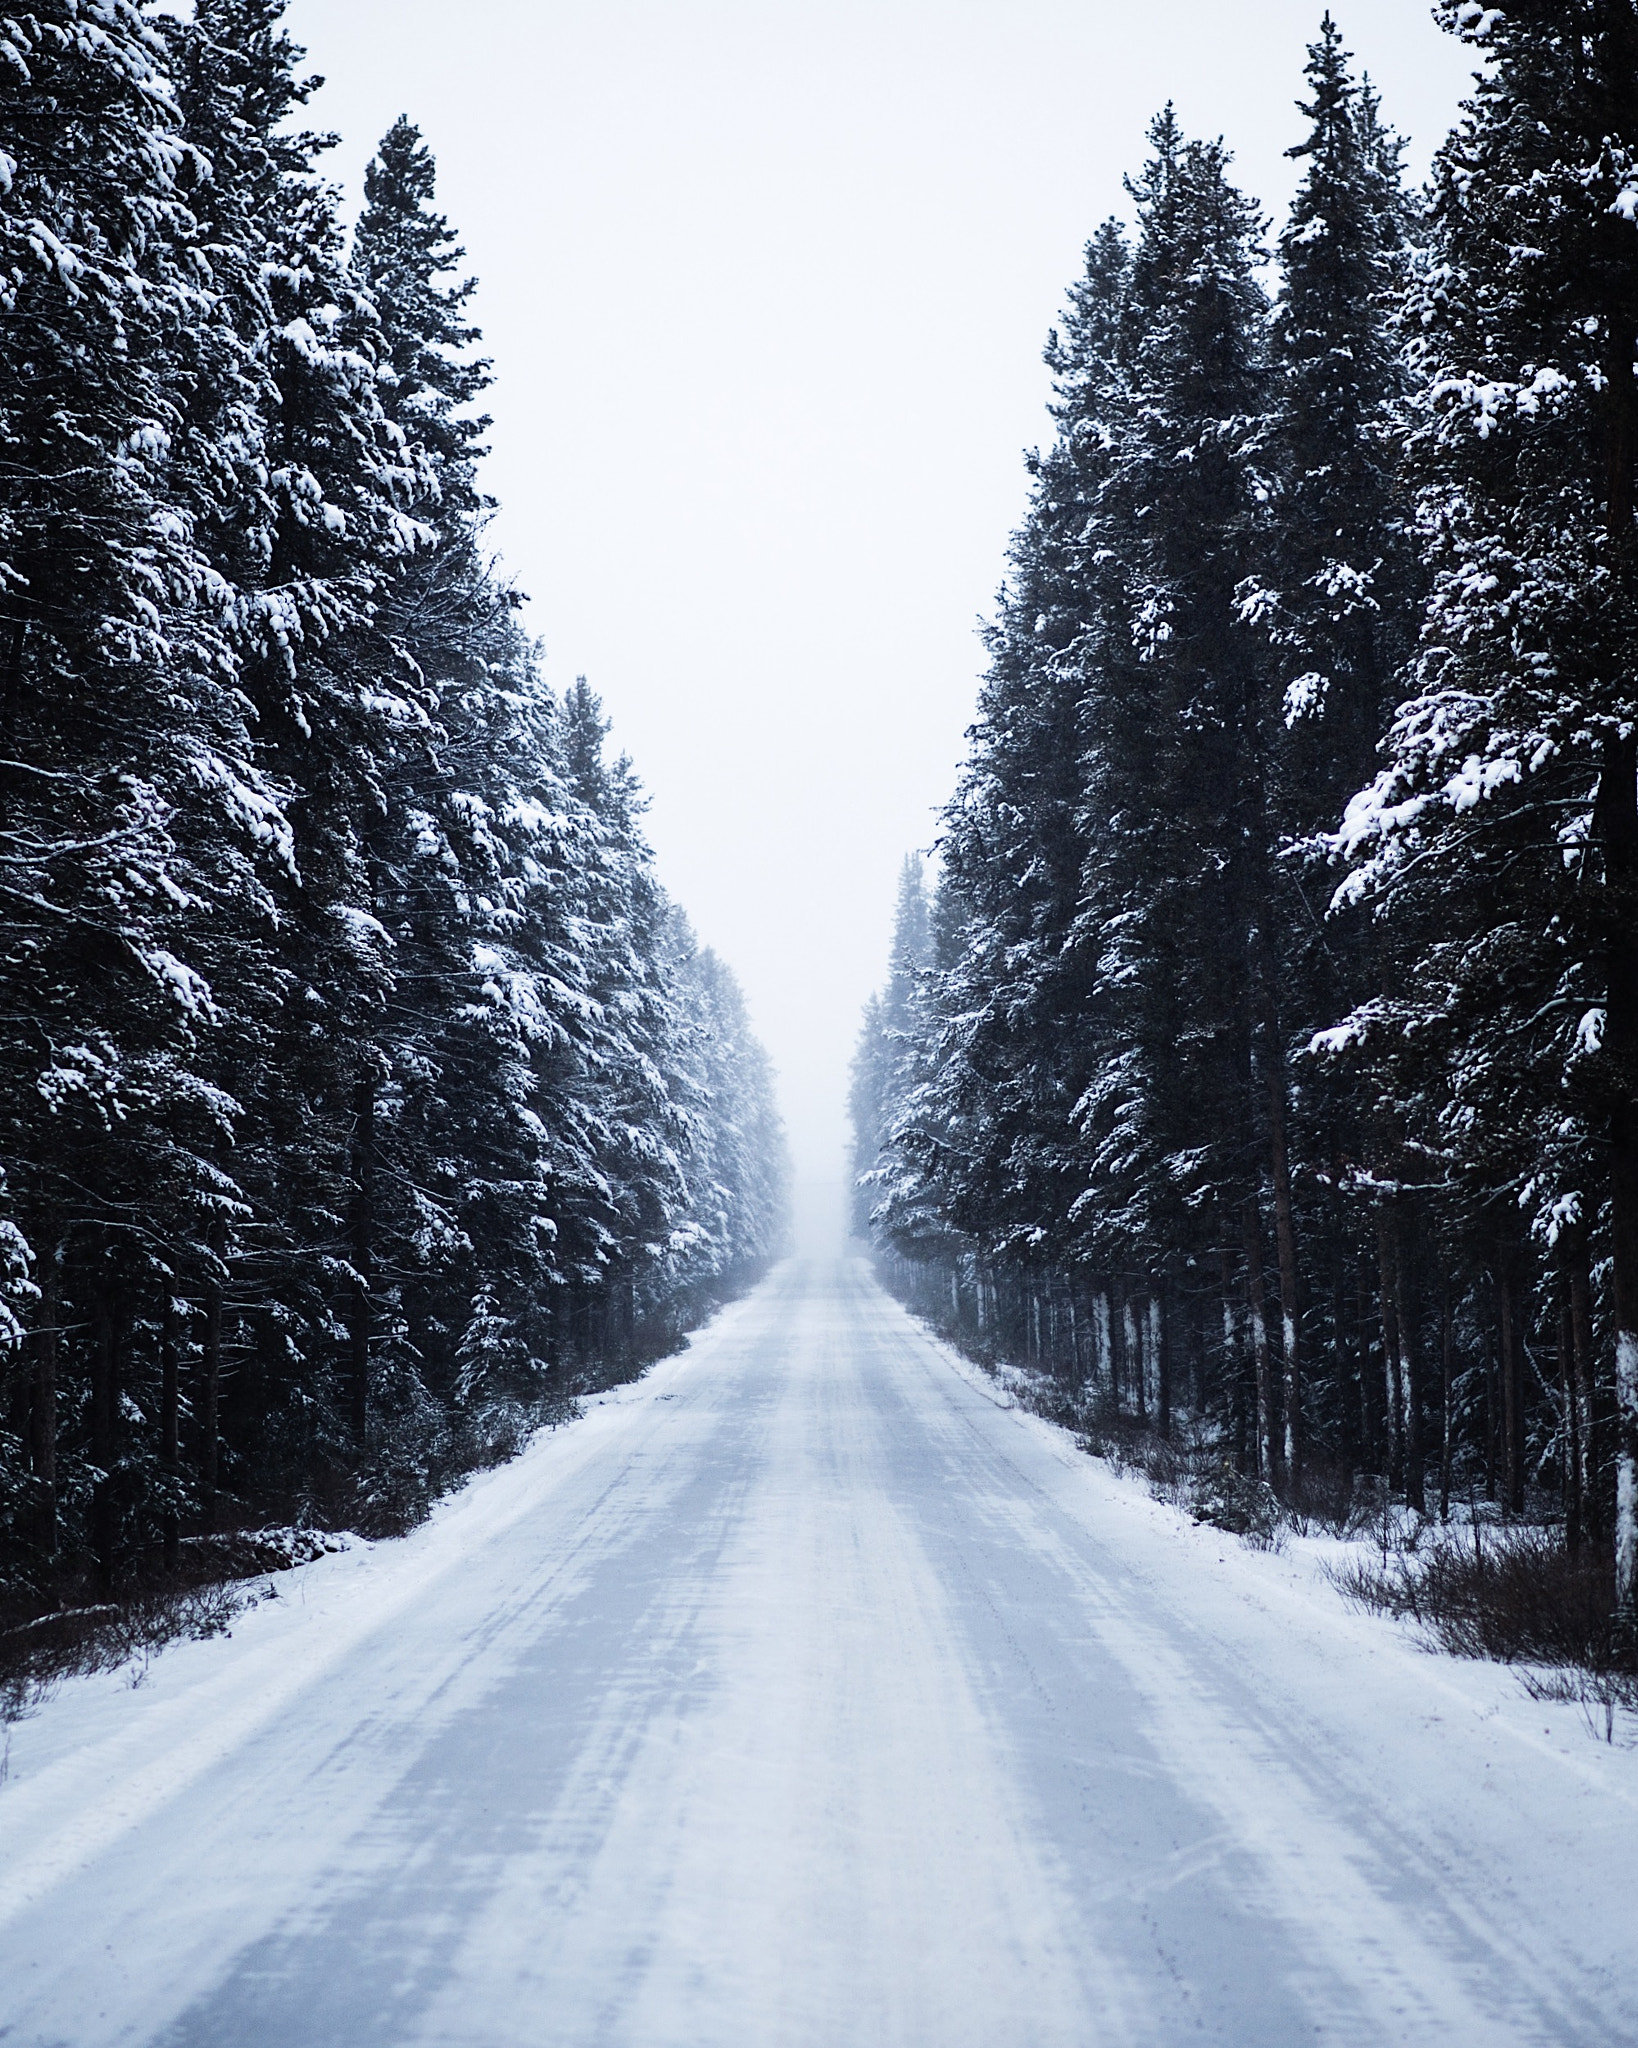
[
  {"left": 0, "top": 0, "right": 787, "bottom": 1605},
  {"left": 852, "top": 5, "right": 1638, "bottom": 1620}
]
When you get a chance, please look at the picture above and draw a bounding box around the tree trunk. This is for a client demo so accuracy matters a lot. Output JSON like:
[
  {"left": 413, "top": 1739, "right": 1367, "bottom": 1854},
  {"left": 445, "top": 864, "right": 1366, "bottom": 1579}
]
[
  {"left": 1243, "top": 1197, "right": 1277, "bottom": 1489},
  {"left": 1496, "top": 1258, "right": 1525, "bottom": 1518},
  {"left": 1600, "top": 726, "right": 1638, "bottom": 1622},
  {"left": 1439, "top": 1282, "right": 1454, "bottom": 1525},
  {"left": 1266, "top": 1053, "right": 1301, "bottom": 1493},
  {"left": 1376, "top": 1212, "right": 1404, "bottom": 1493},
  {"left": 199, "top": 1217, "right": 225, "bottom": 1533},
  {"left": 29, "top": 1244, "right": 59, "bottom": 1556},
  {"left": 91, "top": 1264, "right": 120, "bottom": 1590},
  {"left": 1393, "top": 1223, "right": 1424, "bottom": 1515},
  {"left": 0, "top": 615, "right": 25, "bottom": 834},
  {"left": 1220, "top": 1242, "right": 1244, "bottom": 1471},
  {"left": 1564, "top": 1220, "right": 1599, "bottom": 1543},
  {"left": 348, "top": 1072, "right": 377, "bottom": 1447},
  {"left": 1094, "top": 1289, "right": 1112, "bottom": 1400},
  {"left": 1123, "top": 1288, "right": 1142, "bottom": 1421},
  {"left": 1349, "top": 1251, "right": 1376, "bottom": 1475},
  {"left": 1611, "top": 1138, "right": 1638, "bottom": 1619},
  {"left": 161, "top": 1289, "right": 180, "bottom": 1573},
  {"left": 1190, "top": 1295, "right": 1207, "bottom": 1416},
  {"left": 1558, "top": 1285, "right": 1582, "bottom": 1557},
  {"left": 1152, "top": 1294, "right": 1170, "bottom": 1439},
  {"left": 1484, "top": 1319, "right": 1500, "bottom": 1503}
]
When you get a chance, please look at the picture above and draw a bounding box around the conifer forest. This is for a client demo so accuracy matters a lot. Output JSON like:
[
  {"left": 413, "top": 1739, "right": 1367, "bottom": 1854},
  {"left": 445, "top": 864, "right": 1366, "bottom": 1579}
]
[
  {"left": 0, "top": 1, "right": 788, "bottom": 1616},
  {"left": 852, "top": 4, "right": 1638, "bottom": 1631},
  {"left": 10, "top": 4, "right": 1638, "bottom": 2039}
]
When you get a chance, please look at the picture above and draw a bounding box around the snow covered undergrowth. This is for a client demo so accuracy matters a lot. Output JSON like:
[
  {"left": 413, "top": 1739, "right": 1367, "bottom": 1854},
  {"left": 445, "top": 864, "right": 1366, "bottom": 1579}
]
[
  {"left": 939, "top": 1329, "right": 1638, "bottom": 1744},
  {"left": 2, "top": 1261, "right": 1634, "bottom": 2046}
]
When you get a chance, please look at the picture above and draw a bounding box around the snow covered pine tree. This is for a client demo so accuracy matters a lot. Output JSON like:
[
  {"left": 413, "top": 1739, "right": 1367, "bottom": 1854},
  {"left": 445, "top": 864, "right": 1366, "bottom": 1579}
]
[
  {"left": 855, "top": 9, "right": 1638, "bottom": 1654},
  {"left": 1326, "top": 1, "right": 1638, "bottom": 1614},
  {"left": 0, "top": 2, "right": 786, "bottom": 1627}
]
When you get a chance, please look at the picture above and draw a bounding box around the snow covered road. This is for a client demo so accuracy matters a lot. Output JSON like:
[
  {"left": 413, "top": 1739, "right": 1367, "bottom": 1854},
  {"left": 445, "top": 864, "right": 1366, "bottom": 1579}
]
[{"left": 2, "top": 1258, "right": 1635, "bottom": 2046}]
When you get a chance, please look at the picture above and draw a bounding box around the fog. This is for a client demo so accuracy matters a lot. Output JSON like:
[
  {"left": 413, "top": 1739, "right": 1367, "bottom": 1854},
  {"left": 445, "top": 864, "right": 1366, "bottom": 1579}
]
[{"left": 283, "top": 0, "right": 1475, "bottom": 1250}]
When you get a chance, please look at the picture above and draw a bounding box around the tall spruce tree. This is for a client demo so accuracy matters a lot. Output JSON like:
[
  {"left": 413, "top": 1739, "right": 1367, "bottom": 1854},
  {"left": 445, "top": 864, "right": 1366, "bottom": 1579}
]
[
  {"left": 1328, "top": 0, "right": 1638, "bottom": 1600},
  {"left": 850, "top": 856, "right": 932, "bottom": 1238},
  {"left": 0, "top": 0, "right": 788, "bottom": 1599},
  {"left": 1247, "top": 19, "right": 1425, "bottom": 1495},
  {"left": 1074, "top": 114, "right": 1279, "bottom": 1472},
  {"left": 0, "top": 2, "right": 292, "bottom": 1572},
  {"left": 930, "top": 228, "right": 1130, "bottom": 1268}
]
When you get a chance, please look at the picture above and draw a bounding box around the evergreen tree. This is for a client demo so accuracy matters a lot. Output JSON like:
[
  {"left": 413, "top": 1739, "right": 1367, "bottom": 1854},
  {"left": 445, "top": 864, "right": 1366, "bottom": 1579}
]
[
  {"left": 929, "top": 226, "right": 1130, "bottom": 1268},
  {"left": 1253, "top": 16, "right": 1419, "bottom": 795},
  {"left": 1072, "top": 114, "right": 1279, "bottom": 1469},
  {"left": 858, "top": 55, "right": 1439, "bottom": 1503},
  {"left": 355, "top": 117, "right": 490, "bottom": 498},
  {"left": 0, "top": 2, "right": 286, "bottom": 1572},
  {"left": 0, "top": 1, "right": 787, "bottom": 1600},
  {"left": 668, "top": 926, "right": 788, "bottom": 1292},
  {"left": 1327, "top": 0, "right": 1638, "bottom": 1600},
  {"left": 1243, "top": 19, "right": 1426, "bottom": 1494},
  {"left": 861, "top": 865, "right": 971, "bottom": 1269},
  {"left": 849, "top": 855, "right": 932, "bottom": 1237}
]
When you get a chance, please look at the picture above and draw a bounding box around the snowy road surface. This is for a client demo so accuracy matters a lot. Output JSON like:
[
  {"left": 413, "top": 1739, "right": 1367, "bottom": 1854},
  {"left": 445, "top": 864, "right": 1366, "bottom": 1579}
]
[{"left": 2, "top": 1260, "right": 1635, "bottom": 2047}]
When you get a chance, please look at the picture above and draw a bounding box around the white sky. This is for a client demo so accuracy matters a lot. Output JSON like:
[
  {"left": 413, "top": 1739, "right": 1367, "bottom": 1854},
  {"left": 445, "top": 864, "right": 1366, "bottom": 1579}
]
[{"left": 283, "top": 0, "right": 1476, "bottom": 1236}]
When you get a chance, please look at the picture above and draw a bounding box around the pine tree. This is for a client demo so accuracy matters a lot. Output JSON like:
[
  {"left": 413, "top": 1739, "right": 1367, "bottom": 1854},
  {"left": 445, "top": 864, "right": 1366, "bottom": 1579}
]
[
  {"left": 1069, "top": 114, "right": 1278, "bottom": 1467},
  {"left": 667, "top": 925, "right": 788, "bottom": 1292},
  {"left": 1253, "top": 16, "right": 1419, "bottom": 794},
  {"left": 850, "top": 856, "right": 932, "bottom": 1236},
  {"left": 929, "top": 226, "right": 1130, "bottom": 1269},
  {"left": 859, "top": 864, "right": 971, "bottom": 1269},
  {"left": 856, "top": 117, "right": 1282, "bottom": 1459},
  {"left": 343, "top": 116, "right": 516, "bottom": 1433},
  {"left": 0, "top": 2, "right": 289, "bottom": 1570},
  {"left": 1327, "top": 0, "right": 1638, "bottom": 1602},
  {"left": 166, "top": 1, "right": 435, "bottom": 1483},
  {"left": 1243, "top": 18, "right": 1426, "bottom": 1497},
  {"left": 354, "top": 117, "right": 490, "bottom": 502},
  {"left": 0, "top": 0, "right": 787, "bottom": 1597}
]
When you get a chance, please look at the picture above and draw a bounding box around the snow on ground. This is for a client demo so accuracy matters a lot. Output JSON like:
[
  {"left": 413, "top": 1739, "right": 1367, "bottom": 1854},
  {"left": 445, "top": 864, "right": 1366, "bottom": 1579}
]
[{"left": 1, "top": 1259, "right": 1634, "bottom": 2047}]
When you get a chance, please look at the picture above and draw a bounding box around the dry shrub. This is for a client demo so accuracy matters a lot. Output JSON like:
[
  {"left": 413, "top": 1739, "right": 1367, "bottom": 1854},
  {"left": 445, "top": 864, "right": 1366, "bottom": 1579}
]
[
  {"left": 1187, "top": 1462, "right": 1284, "bottom": 1547},
  {"left": 1078, "top": 1408, "right": 1179, "bottom": 1478},
  {"left": 0, "top": 1520, "right": 351, "bottom": 1722},
  {"left": 1328, "top": 1523, "right": 1638, "bottom": 1734},
  {"left": 1517, "top": 1665, "right": 1638, "bottom": 1745},
  {"left": 1, "top": 1579, "right": 254, "bottom": 1725},
  {"left": 1283, "top": 1452, "right": 1359, "bottom": 1535}
]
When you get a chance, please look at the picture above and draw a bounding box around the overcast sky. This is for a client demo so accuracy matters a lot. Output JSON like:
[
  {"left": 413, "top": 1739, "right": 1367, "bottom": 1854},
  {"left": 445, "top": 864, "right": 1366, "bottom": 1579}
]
[{"left": 282, "top": 0, "right": 1477, "bottom": 1238}]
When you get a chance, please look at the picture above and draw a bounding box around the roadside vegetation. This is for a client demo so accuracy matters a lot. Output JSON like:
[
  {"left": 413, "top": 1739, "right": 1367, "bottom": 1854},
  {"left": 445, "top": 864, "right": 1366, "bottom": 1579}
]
[
  {"left": 0, "top": 3, "right": 788, "bottom": 1685},
  {"left": 894, "top": 1274, "right": 1638, "bottom": 1740},
  {"left": 853, "top": 7, "right": 1638, "bottom": 1725}
]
